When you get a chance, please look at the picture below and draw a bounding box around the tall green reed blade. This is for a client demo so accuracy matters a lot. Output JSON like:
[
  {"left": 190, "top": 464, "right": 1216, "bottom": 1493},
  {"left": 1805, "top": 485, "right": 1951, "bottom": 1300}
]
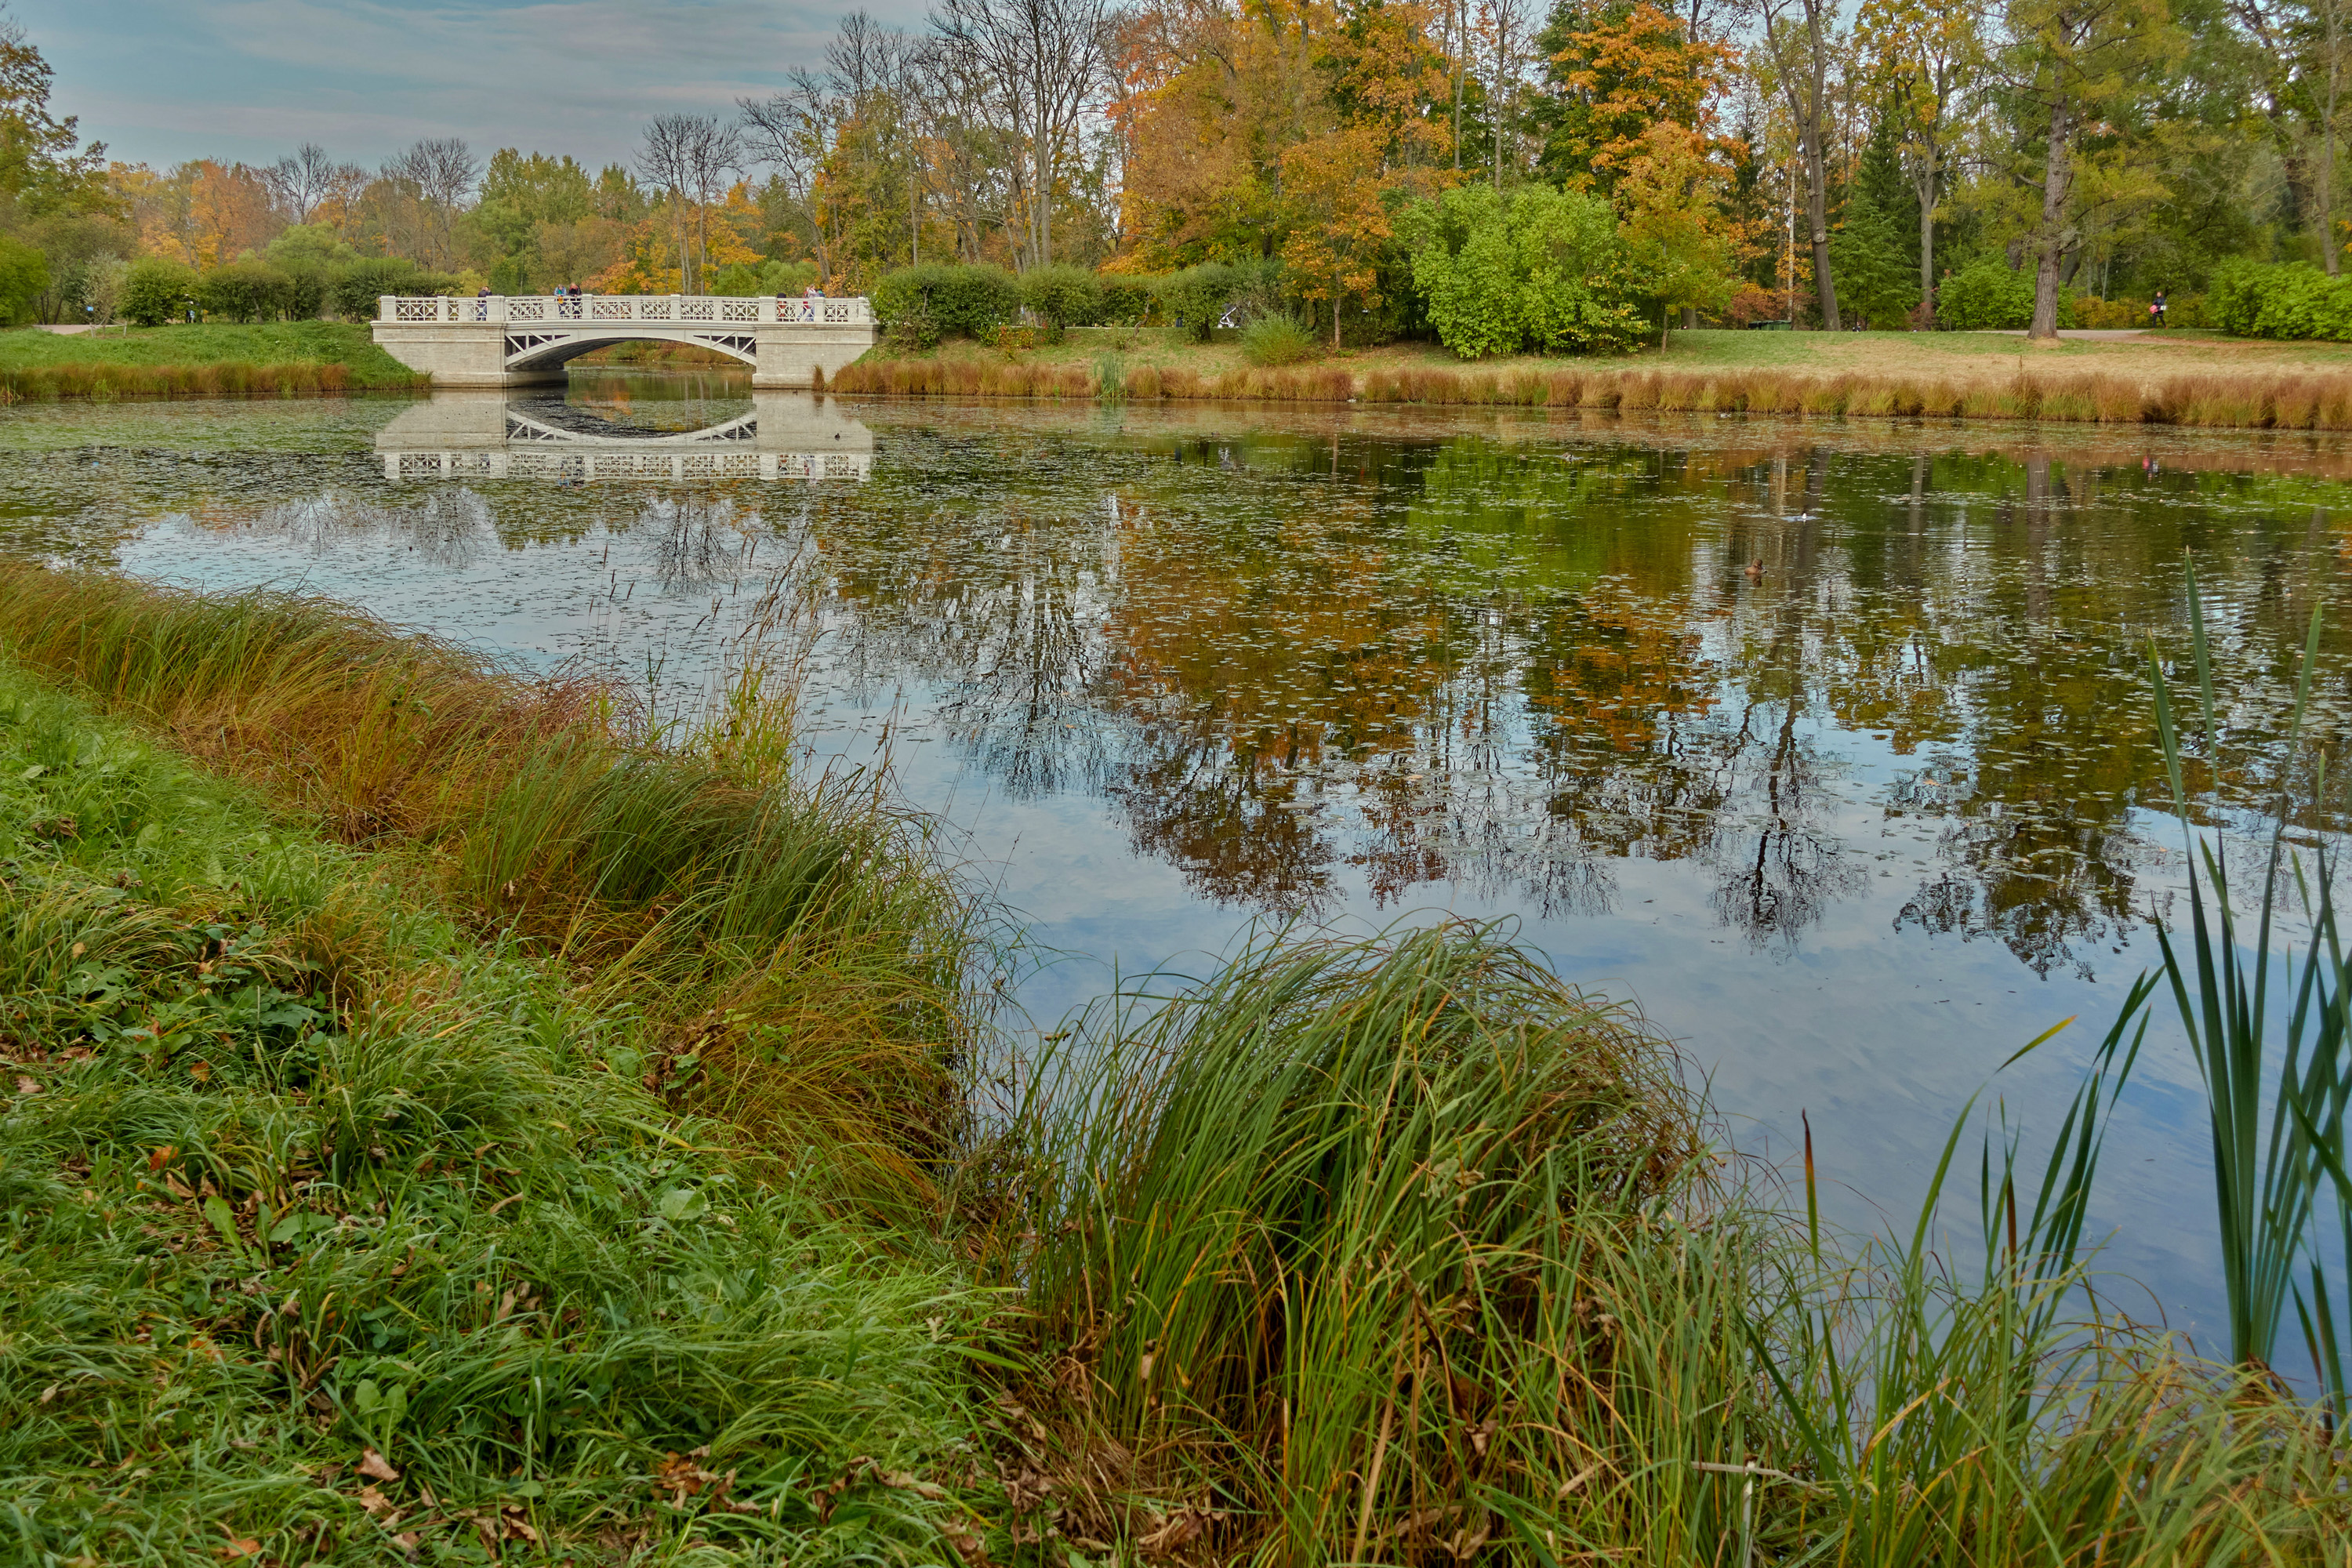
[{"left": 2147, "top": 572, "right": 2347, "bottom": 1374}]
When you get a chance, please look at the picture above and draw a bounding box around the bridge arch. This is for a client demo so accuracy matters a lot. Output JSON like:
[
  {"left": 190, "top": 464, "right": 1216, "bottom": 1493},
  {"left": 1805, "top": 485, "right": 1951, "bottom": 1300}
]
[{"left": 502, "top": 330, "right": 760, "bottom": 373}]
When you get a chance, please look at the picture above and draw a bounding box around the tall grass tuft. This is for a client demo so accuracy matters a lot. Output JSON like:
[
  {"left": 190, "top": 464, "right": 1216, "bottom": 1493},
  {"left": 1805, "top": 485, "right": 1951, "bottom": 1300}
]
[{"left": 985, "top": 921, "right": 1715, "bottom": 1562}]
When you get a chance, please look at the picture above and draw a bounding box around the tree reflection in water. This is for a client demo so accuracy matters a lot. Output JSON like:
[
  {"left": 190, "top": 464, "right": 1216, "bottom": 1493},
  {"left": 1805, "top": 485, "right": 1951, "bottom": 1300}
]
[{"left": 779, "top": 417, "right": 2352, "bottom": 969}]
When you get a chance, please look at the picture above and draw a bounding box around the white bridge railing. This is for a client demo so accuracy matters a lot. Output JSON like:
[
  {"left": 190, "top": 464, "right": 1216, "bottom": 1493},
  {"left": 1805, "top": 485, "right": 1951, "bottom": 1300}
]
[{"left": 379, "top": 294, "right": 874, "bottom": 326}]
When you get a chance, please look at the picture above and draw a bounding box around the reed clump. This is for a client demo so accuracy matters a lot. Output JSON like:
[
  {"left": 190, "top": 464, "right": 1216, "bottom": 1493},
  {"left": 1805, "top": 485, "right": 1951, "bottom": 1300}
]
[
  {"left": 973, "top": 920, "right": 2348, "bottom": 1565},
  {"left": 0, "top": 564, "right": 985, "bottom": 1213},
  {"left": 837, "top": 353, "right": 2352, "bottom": 430}
]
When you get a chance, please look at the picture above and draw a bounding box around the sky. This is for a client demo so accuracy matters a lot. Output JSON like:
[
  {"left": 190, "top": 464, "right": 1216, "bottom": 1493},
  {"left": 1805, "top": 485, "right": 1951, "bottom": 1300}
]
[{"left": 15, "top": 0, "right": 920, "bottom": 174}]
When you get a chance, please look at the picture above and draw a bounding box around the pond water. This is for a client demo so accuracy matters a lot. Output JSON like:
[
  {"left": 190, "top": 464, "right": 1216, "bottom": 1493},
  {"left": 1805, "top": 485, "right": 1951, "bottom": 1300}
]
[{"left": 10, "top": 369, "right": 2352, "bottom": 1346}]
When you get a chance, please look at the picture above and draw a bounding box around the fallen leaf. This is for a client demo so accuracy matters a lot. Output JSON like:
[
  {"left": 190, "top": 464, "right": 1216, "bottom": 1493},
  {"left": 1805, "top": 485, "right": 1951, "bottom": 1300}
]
[
  {"left": 217, "top": 1539, "right": 262, "bottom": 1560},
  {"left": 356, "top": 1485, "right": 396, "bottom": 1518},
  {"left": 358, "top": 1448, "right": 401, "bottom": 1483}
]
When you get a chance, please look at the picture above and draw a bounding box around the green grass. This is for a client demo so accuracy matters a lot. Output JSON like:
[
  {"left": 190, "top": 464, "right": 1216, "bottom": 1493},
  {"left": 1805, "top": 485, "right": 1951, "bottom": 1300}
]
[
  {"left": 0, "top": 323, "right": 426, "bottom": 395},
  {"left": 0, "top": 664, "right": 1004, "bottom": 1565}
]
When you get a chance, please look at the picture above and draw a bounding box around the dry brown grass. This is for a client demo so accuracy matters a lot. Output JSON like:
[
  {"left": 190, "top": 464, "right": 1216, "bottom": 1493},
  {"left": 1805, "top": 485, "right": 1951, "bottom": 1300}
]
[
  {"left": 831, "top": 352, "right": 2352, "bottom": 431},
  {"left": 0, "top": 360, "right": 419, "bottom": 400}
]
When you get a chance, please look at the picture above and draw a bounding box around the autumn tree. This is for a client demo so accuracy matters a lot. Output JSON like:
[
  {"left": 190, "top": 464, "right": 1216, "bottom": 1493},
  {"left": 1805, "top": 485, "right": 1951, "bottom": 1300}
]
[
  {"left": 1279, "top": 0, "right": 1457, "bottom": 343},
  {"left": 1534, "top": 0, "right": 1736, "bottom": 193},
  {"left": 1616, "top": 118, "right": 1737, "bottom": 337},
  {"left": 1109, "top": 0, "right": 1334, "bottom": 267}
]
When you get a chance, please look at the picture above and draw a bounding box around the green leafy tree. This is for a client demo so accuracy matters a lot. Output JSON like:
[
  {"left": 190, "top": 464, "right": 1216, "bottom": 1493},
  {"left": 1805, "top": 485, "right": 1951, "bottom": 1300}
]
[
  {"left": 0, "top": 231, "right": 45, "bottom": 321},
  {"left": 1399, "top": 182, "right": 1640, "bottom": 358}
]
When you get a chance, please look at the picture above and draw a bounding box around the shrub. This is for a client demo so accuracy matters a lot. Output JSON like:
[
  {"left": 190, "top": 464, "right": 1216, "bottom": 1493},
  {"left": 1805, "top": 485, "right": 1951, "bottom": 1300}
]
[
  {"left": 120, "top": 256, "right": 197, "bottom": 327},
  {"left": 871, "top": 263, "right": 1022, "bottom": 346},
  {"left": 1936, "top": 260, "right": 2077, "bottom": 331},
  {"left": 2209, "top": 258, "right": 2352, "bottom": 339},
  {"left": 1152, "top": 263, "right": 1242, "bottom": 341},
  {"left": 0, "top": 234, "right": 47, "bottom": 325},
  {"left": 1099, "top": 274, "right": 1151, "bottom": 325},
  {"left": 196, "top": 259, "right": 292, "bottom": 323},
  {"left": 1397, "top": 183, "right": 1642, "bottom": 358},
  {"left": 330, "top": 258, "right": 460, "bottom": 322},
  {"left": 1240, "top": 313, "right": 1317, "bottom": 366},
  {"left": 1018, "top": 263, "right": 1103, "bottom": 328}
]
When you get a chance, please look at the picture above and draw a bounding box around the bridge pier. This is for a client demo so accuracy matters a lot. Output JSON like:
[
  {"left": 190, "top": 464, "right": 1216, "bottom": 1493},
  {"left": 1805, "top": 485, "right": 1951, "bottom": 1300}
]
[{"left": 371, "top": 295, "right": 878, "bottom": 388}]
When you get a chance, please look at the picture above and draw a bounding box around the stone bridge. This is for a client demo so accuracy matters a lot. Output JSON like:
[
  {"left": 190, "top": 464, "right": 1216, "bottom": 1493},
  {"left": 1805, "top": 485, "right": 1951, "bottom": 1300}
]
[{"left": 372, "top": 293, "right": 877, "bottom": 388}]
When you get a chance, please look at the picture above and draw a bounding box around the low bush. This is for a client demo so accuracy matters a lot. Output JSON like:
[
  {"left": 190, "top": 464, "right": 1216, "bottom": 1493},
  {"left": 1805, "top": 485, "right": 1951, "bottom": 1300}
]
[
  {"left": 1240, "top": 312, "right": 1318, "bottom": 365},
  {"left": 0, "top": 234, "right": 47, "bottom": 325},
  {"left": 1937, "top": 260, "right": 2078, "bottom": 331},
  {"left": 1152, "top": 262, "right": 1242, "bottom": 341},
  {"left": 120, "top": 256, "right": 198, "bottom": 327},
  {"left": 329, "top": 258, "right": 461, "bottom": 323},
  {"left": 1017, "top": 263, "right": 1103, "bottom": 330},
  {"left": 710, "top": 258, "right": 819, "bottom": 296},
  {"left": 1098, "top": 273, "right": 1152, "bottom": 324},
  {"left": 871, "top": 263, "right": 1022, "bottom": 348},
  {"left": 2209, "top": 257, "right": 2352, "bottom": 339},
  {"left": 197, "top": 259, "right": 293, "bottom": 323},
  {"left": 1397, "top": 183, "right": 1643, "bottom": 357}
]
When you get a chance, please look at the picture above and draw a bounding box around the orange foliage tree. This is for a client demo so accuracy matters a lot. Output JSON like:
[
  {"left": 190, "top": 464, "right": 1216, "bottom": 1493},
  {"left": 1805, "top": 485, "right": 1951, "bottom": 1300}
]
[{"left": 1535, "top": 0, "right": 1737, "bottom": 193}]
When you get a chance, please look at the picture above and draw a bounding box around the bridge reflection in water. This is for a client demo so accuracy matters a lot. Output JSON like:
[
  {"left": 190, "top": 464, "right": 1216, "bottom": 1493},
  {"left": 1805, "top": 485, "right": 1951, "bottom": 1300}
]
[{"left": 373, "top": 389, "right": 874, "bottom": 483}]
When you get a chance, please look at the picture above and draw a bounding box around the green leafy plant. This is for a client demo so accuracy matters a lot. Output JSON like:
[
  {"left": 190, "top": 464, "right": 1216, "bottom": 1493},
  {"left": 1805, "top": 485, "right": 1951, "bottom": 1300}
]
[
  {"left": 2143, "top": 574, "right": 2351, "bottom": 1382},
  {"left": 1238, "top": 312, "right": 1317, "bottom": 365}
]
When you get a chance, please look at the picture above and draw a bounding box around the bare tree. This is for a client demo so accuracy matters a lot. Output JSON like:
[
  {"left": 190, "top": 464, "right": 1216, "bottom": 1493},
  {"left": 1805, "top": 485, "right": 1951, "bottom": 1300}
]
[
  {"left": 739, "top": 82, "right": 837, "bottom": 283},
  {"left": 684, "top": 117, "right": 745, "bottom": 288},
  {"left": 638, "top": 115, "right": 699, "bottom": 289},
  {"left": 935, "top": 0, "right": 1111, "bottom": 270},
  {"left": 381, "top": 138, "right": 481, "bottom": 268},
  {"left": 266, "top": 142, "right": 337, "bottom": 223}
]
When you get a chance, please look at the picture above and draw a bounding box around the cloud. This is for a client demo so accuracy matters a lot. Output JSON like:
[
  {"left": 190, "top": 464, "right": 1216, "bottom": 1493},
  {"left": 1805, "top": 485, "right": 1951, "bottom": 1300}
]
[{"left": 16, "top": 0, "right": 928, "bottom": 168}]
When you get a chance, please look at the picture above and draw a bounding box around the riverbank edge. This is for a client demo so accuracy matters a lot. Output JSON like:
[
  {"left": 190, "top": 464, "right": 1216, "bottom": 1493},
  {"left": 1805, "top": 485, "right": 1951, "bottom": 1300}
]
[
  {"left": 0, "top": 565, "right": 2342, "bottom": 1564},
  {"left": 829, "top": 354, "right": 2352, "bottom": 432},
  {"left": 0, "top": 359, "right": 429, "bottom": 399}
]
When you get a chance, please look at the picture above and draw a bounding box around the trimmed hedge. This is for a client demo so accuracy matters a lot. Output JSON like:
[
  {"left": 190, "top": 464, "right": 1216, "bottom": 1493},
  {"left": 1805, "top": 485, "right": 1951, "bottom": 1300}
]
[{"left": 1018, "top": 265, "right": 1104, "bottom": 328}]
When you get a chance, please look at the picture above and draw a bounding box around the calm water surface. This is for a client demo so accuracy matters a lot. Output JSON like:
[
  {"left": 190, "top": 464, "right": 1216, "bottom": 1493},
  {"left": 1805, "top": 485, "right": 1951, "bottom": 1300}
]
[{"left": 12, "top": 370, "right": 2352, "bottom": 1342}]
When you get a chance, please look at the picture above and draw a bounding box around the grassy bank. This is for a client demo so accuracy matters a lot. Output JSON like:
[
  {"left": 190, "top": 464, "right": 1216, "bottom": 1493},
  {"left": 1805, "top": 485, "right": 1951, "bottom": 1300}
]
[
  {"left": 0, "top": 322, "right": 427, "bottom": 399},
  {"left": 0, "top": 661, "right": 1000, "bottom": 1563},
  {"left": 833, "top": 345, "right": 2352, "bottom": 431},
  {"left": 2, "top": 567, "right": 2347, "bottom": 1563}
]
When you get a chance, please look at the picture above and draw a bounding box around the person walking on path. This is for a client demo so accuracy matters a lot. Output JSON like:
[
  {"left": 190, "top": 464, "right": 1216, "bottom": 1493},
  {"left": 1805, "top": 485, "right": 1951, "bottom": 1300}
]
[{"left": 2151, "top": 289, "right": 2169, "bottom": 329}]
